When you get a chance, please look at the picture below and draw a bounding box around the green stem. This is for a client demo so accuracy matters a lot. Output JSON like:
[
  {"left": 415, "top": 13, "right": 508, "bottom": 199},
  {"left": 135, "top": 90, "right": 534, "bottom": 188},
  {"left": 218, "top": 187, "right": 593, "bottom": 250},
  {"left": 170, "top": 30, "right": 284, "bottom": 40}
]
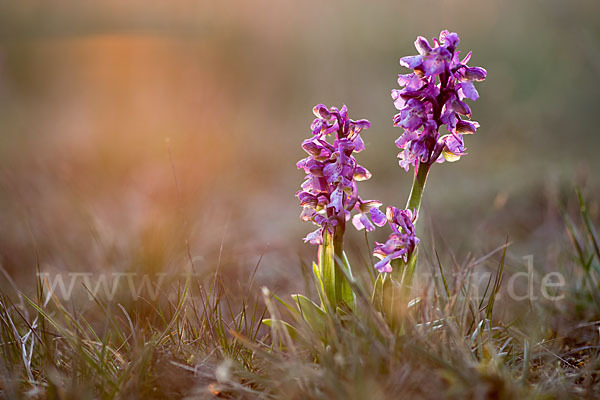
[
  {"left": 400, "top": 162, "right": 431, "bottom": 281},
  {"left": 387, "top": 162, "right": 432, "bottom": 325},
  {"left": 333, "top": 224, "right": 345, "bottom": 307},
  {"left": 405, "top": 162, "right": 431, "bottom": 214}
]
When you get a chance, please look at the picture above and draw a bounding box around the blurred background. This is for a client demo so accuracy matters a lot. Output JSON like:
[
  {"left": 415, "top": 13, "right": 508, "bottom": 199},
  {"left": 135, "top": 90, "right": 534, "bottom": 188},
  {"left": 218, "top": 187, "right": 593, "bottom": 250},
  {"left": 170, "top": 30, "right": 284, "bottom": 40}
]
[{"left": 0, "top": 0, "right": 598, "bottom": 294}]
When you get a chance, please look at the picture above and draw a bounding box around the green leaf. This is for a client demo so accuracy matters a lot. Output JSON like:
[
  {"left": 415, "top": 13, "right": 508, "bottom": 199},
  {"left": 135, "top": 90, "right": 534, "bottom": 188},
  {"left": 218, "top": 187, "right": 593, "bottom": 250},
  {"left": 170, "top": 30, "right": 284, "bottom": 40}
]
[
  {"left": 372, "top": 273, "right": 384, "bottom": 309},
  {"left": 400, "top": 253, "right": 418, "bottom": 298},
  {"left": 291, "top": 294, "right": 327, "bottom": 335},
  {"left": 312, "top": 262, "right": 327, "bottom": 309},
  {"left": 262, "top": 319, "right": 299, "bottom": 341},
  {"left": 390, "top": 257, "right": 406, "bottom": 282},
  {"left": 338, "top": 251, "right": 356, "bottom": 310},
  {"left": 272, "top": 294, "right": 300, "bottom": 317}
]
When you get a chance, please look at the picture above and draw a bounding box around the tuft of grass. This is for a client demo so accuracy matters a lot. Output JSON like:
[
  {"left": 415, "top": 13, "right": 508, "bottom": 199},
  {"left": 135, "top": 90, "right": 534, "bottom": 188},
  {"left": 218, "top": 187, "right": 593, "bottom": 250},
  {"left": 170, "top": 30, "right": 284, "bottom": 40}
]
[{"left": 0, "top": 190, "right": 599, "bottom": 398}]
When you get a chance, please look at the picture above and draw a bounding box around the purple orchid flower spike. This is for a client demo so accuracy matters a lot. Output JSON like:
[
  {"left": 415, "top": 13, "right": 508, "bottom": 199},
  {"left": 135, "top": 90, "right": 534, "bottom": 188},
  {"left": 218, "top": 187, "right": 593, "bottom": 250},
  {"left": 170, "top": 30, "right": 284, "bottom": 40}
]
[
  {"left": 297, "top": 104, "right": 382, "bottom": 246},
  {"left": 377, "top": 31, "right": 485, "bottom": 297},
  {"left": 297, "top": 104, "right": 382, "bottom": 310},
  {"left": 393, "top": 30, "right": 487, "bottom": 171}
]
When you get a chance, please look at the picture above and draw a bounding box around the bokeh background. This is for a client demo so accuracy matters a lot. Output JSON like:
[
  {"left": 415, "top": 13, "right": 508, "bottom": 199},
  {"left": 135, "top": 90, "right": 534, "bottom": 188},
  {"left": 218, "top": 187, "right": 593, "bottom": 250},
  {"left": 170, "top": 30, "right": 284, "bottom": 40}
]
[{"left": 0, "top": 0, "right": 598, "bottom": 293}]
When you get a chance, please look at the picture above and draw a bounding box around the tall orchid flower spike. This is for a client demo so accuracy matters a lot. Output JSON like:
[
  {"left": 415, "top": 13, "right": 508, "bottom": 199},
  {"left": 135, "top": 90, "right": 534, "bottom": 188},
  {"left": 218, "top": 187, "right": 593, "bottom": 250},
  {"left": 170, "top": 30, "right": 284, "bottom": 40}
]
[
  {"left": 392, "top": 29, "right": 487, "bottom": 175},
  {"left": 380, "top": 31, "right": 485, "bottom": 316},
  {"left": 391, "top": 29, "right": 486, "bottom": 219},
  {"left": 297, "top": 104, "right": 382, "bottom": 310}
]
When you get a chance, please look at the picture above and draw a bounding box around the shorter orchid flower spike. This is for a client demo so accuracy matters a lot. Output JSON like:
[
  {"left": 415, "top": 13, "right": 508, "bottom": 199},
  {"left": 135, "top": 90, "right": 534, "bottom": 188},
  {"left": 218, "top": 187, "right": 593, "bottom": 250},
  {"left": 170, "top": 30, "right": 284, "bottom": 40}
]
[{"left": 297, "top": 104, "right": 383, "bottom": 245}]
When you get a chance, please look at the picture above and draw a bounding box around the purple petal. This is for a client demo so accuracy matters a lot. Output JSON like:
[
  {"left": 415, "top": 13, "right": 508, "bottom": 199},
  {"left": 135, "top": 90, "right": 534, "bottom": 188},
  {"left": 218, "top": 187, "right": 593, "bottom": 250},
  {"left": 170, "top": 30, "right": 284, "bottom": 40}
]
[
  {"left": 339, "top": 105, "right": 348, "bottom": 121},
  {"left": 414, "top": 36, "right": 432, "bottom": 55},
  {"left": 395, "top": 100, "right": 426, "bottom": 131},
  {"left": 397, "top": 148, "right": 416, "bottom": 172},
  {"left": 392, "top": 90, "right": 408, "bottom": 110},
  {"left": 458, "top": 81, "right": 479, "bottom": 101},
  {"left": 300, "top": 207, "right": 316, "bottom": 222},
  {"left": 351, "top": 213, "right": 365, "bottom": 230},
  {"left": 451, "top": 99, "right": 472, "bottom": 116},
  {"left": 297, "top": 191, "right": 317, "bottom": 207},
  {"left": 311, "top": 118, "right": 324, "bottom": 135},
  {"left": 313, "top": 104, "right": 332, "bottom": 120},
  {"left": 323, "top": 120, "right": 340, "bottom": 135},
  {"left": 317, "top": 195, "right": 328, "bottom": 207},
  {"left": 442, "top": 134, "right": 466, "bottom": 159},
  {"left": 370, "top": 207, "right": 387, "bottom": 227},
  {"left": 357, "top": 200, "right": 382, "bottom": 213},
  {"left": 460, "top": 51, "right": 472, "bottom": 65},
  {"left": 329, "top": 186, "right": 344, "bottom": 213},
  {"left": 464, "top": 67, "right": 487, "bottom": 81},
  {"left": 441, "top": 109, "right": 458, "bottom": 131},
  {"left": 306, "top": 159, "right": 325, "bottom": 176},
  {"left": 374, "top": 257, "right": 393, "bottom": 273},
  {"left": 304, "top": 228, "right": 323, "bottom": 245},
  {"left": 352, "top": 119, "right": 371, "bottom": 131},
  {"left": 296, "top": 157, "right": 308, "bottom": 170},
  {"left": 395, "top": 130, "right": 418, "bottom": 149},
  {"left": 314, "top": 214, "right": 327, "bottom": 225},
  {"left": 400, "top": 55, "right": 423, "bottom": 70},
  {"left": 301, "top": 175, "right": 326, "bottom": 193},
  {"left": 337, "top": 138, "right": 355, "bottom": 155},
  {"left": 353, "top": 165, "right": 372, "bottom": 181},
  {"left": 323, "top": 162, "right": 342, "bottom": 183},
  {"left": 353, "top": 134, "right": 365, "bottom": 153},
  {"left": 422, "top": 48, "right": 451, "bottom": 76},
  {"left": 439, "top": 30, "right": 459, "bottom": 48},
  {"left": 353, "top": 213, "right": 375, "bottom": 232},
  {"left": 302, "top": 139, "right": 331, "bottom": 159},
  {"left": 397, "top": 73, "right": 423, "bottom": 90},
  {"left": 455, "top": 120, "right": 479, "bottom": 134}
]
